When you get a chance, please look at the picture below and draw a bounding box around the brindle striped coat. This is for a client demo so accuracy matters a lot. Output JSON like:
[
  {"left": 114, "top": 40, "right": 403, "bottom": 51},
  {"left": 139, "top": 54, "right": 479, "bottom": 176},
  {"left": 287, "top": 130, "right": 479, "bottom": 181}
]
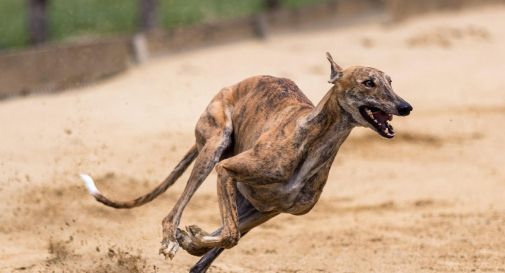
[{"left": 81, "top": 53, "right": 412, "bottom": 273}]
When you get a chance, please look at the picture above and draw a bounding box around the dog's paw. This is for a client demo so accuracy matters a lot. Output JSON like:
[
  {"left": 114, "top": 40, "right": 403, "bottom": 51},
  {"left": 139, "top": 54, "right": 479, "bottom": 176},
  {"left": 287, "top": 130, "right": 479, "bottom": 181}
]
[
  {"left": 186, "top": 225, "right": 210, "bottom": 238},
  {"left": 176, "top": 228, "right": 211, "bottom": 257},
  {"left": 159, "top": 239, "right": 179, "bottom": 260}
]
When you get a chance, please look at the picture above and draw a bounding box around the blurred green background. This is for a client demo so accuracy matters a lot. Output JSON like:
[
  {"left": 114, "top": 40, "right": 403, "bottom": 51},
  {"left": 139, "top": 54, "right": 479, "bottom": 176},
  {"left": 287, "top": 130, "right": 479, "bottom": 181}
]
[{"left": 0, "top": 0, "right": 328, "bottom": 49}]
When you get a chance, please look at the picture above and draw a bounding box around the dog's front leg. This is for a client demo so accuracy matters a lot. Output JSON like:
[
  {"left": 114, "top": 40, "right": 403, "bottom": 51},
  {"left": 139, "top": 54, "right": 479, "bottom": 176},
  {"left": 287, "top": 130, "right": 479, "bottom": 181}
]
[{"left": 187, "top": 193, "right": 278, "bottom": 273}]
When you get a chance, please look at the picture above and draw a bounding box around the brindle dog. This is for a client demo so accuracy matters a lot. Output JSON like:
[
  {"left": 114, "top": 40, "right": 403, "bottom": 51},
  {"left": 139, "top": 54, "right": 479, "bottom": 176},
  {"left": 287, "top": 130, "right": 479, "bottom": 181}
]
[{"left": 81, "top": 52, "right": 412, "bottom": 273}]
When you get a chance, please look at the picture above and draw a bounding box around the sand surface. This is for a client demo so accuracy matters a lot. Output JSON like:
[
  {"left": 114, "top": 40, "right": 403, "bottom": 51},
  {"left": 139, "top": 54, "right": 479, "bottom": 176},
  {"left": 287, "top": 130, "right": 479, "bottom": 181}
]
[{"left": 1, "top": 6, "right": 505, "bottom": 273}]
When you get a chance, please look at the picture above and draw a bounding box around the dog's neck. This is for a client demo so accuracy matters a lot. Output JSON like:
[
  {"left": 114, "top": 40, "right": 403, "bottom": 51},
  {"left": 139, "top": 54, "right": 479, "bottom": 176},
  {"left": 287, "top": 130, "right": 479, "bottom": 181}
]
[{"left": 301, "top": 85, "right": 355, "bottom": 137}]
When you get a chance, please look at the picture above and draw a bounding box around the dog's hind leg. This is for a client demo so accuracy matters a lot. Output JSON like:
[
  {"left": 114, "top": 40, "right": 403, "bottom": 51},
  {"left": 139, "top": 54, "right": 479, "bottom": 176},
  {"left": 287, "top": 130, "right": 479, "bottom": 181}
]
[
  {"left": 184, "top": 191, "right": 278, "bottom": 273},
  {"left": 189, "top": 248, "right": 224, "bottom": 273},
  {"left": 159, "top": 96, "right": 233, "bottom": 259},
  {"left": 187, "top": 214, "right": 278, "bottom": 273}
]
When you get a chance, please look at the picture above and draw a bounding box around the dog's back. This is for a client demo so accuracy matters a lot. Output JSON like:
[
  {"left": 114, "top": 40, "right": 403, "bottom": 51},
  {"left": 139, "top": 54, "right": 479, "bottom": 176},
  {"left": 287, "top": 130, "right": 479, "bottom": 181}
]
[{"left": 223, "top": 75, "right": 314, "bottom": 153}]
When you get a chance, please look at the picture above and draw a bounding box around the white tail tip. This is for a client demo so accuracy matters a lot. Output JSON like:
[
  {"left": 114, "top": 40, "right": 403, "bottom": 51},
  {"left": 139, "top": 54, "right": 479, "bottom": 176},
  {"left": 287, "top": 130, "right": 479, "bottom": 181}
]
[{"left": 80, "top": 173, "right": 99, "bottom": 196}]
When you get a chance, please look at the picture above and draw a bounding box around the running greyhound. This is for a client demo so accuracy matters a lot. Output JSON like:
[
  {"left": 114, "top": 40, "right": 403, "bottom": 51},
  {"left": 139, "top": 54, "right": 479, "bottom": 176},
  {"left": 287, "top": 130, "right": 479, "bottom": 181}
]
[{"left": 81, "top": 52, "right": 413, "bottom": 273}]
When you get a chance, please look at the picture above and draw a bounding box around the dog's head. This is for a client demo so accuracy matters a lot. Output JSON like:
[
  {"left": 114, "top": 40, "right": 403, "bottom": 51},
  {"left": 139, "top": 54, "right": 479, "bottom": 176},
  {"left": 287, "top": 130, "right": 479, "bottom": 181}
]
[{"left": 326, "top": 52, "right": 412, "bottom": 138}]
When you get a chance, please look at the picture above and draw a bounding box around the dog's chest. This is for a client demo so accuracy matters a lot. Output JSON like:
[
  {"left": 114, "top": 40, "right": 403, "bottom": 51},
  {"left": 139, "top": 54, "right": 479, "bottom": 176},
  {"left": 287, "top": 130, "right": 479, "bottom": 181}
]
[
  {"left": 237, "top": 123, "right": 351, "bottom": 214},
  {"left": 283, "top": 158, "right": 333, "bottom": 215},
  {"left": 237, "top": 153, "right": 334, "bottom": 214}
]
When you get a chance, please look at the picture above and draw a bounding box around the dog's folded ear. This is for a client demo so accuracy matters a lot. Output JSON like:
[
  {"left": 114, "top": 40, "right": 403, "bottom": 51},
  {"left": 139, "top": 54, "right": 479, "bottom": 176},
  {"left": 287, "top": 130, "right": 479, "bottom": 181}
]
[{"left": 326, "top": 52, "right": 343, "bottom": 84}]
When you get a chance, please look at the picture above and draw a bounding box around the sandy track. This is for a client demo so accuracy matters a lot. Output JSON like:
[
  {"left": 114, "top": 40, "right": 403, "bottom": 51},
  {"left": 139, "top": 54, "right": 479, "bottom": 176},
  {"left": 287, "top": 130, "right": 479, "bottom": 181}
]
[{"left": 1, "top": 6, "right": 505, "bottom": 273}]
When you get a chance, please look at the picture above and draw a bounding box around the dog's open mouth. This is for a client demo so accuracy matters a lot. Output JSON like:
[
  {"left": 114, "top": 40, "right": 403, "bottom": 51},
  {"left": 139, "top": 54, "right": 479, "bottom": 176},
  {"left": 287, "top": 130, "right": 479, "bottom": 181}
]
[{"left": 359, "top": 106, "right": 395, "bottom": 138}]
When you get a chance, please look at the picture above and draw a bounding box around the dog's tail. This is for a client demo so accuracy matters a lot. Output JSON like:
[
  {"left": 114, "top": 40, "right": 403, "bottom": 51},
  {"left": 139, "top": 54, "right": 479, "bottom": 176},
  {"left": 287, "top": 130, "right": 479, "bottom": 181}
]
[{"left": 80, "top": 145, "right": 198, "bottom": 209}]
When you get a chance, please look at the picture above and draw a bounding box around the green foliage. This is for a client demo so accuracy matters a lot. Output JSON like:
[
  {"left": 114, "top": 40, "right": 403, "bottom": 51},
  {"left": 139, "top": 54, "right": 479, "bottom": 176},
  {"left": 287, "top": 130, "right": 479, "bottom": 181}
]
[
  {"left": 283, "top": 0, "right": 330, "bottom": 8},
  {"left": 0, "top": 0, "right": 329, "bottom": 49},
  {"left": 0, "top": 0, "right": 28, "bottom": 49},
  {"left": 48, "top": 0, "right": 137, "bottom": 41},
  {"left": 161, "top": 0, "right": 263, "bottom": 28}
]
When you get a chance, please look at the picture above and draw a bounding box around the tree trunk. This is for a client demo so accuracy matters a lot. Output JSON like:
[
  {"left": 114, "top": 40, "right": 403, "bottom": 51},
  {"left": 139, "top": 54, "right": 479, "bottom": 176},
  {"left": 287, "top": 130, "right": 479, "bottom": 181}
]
[
  {"left": 139, "top": 0, "right": 159, "bottom": 32},
  {"left": 265, "top": 0, "right": 281, "bottom": 11},
  {"left": 27, "top": 0, "right": 49, "bottom": 45}
]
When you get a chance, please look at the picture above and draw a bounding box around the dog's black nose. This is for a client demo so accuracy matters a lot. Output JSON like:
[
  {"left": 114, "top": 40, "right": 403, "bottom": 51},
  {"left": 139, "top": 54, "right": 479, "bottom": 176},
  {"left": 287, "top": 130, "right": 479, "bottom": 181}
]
[{"left": 397, "top": 103, "right": 413, "bottom": 116}]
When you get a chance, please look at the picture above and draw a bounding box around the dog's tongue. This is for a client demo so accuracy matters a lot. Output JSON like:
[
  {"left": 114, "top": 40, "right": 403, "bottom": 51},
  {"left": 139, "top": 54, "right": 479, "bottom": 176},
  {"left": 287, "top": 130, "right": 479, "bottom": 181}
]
[{"left": 372, "top": 111, "right": 390, "bottom": 124}]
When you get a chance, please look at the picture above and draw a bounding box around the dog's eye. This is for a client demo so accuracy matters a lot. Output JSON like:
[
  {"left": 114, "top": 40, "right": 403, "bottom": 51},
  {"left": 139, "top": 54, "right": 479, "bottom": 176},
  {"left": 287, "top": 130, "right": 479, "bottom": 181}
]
[{"left": 362, "top": 79, "right": 375, "bottom": 88}]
